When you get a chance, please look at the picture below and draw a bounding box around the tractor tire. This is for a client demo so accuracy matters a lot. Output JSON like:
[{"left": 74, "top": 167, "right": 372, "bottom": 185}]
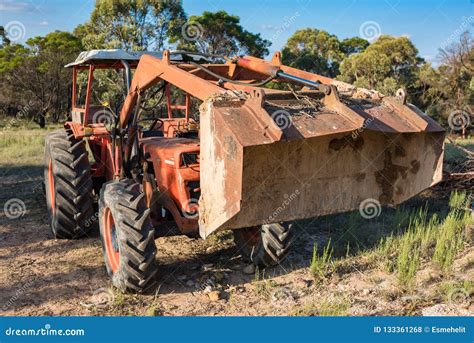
[
  {"left": 99, "top": 179, "right": 158, "bottom": 293},
  {"left": 233, "top": 222, "right": 294, "bottom": 268},
  {"left": 44, "top": 128, "right": 94, "bottom": 239}
]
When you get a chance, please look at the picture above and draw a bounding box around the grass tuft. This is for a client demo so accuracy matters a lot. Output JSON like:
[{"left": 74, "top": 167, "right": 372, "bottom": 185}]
[
  {"left": 396, "top": 231, "right": 421, "bottom": 288},
  {"left": 318, "top": 295, "right": 350, "bottom": 316},
  {"left": 432, "top": 210, "right": 470, "bottom": 272},
  {"left": 310, "top": 240, "right": 333, "bottom": 279},
  {"left": 253, "top": 268, "right": 276, "bottom": 299}
]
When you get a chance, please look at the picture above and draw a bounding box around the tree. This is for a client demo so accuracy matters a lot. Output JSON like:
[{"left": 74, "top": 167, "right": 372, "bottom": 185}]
[
  {"left": 341, "top": 37, "right": 369, "bottom": 55},
  {"left": 75, "top": 0, "right": 186, "bottom": 51},
  {"left": 0, "top": 26, "right": 11, "bottom": 47},
  {"left": 417, "top": 31, "right": 473, "bottom": 123},
  {"left": 438, "top": 31, "right": 473, "bottom": 109},
  {"left": 338, "top": 35, "right": 423, "bottom": 97},
  {"left": 0, "top": 43, "right": 29, "bottom": 117},
  {"left": 281, "top": 28, "right": 354, "bottom": 77},
  {"left": 0, "top": 31, "right": 82, "bottom": 127},
  {"left": 173, "top": 10, "right": 271, "bottom": 57}
]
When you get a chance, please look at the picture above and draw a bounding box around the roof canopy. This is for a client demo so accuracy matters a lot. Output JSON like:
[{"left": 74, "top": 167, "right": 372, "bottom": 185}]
[{"left": 65, "top": 49, "right": 210, "bottom": 68}]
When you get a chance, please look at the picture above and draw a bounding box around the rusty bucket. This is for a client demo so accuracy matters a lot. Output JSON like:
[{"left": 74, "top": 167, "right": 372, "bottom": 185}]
[{"left": 198, "top": 87, "right": 444, "bottom": 238}]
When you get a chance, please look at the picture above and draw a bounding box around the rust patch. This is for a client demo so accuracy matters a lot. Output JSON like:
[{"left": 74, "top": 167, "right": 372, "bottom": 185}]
[
  {"left": 329, "top": 135, "right": 364, "bottom": 152},
  {"left": 290, "top": 142, "right": 304, "bottom": 170},
  {"left": 410, "top": 160, "right": 421, "bottom": 174},
  {"left": 375, "top": 151, "right": 409, "bottom": 204},
  {"left": 355, "top": 172, "right": 366, "bottom": 182},
  {"left": 394, "top": 144, "right": 407, "bottom": 157}
]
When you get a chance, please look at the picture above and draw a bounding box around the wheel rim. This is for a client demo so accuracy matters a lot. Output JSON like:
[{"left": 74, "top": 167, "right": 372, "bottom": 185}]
[
  {"left": 47, "top": 159, "right": 55, "bottom": 215},
  {"left": 239, "top": 226, "right": 261, "bottom": 247},
  {"left": 103, "top": 207, "right": 120, "bottom": 273}
]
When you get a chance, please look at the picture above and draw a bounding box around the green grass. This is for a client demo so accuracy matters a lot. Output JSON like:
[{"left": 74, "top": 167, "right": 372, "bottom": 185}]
[
  {"left": 432, "top": 210, "right": 471, "bottom": 272},
  {"left": 395, "top": 230, "right": 421, "bottom": 288},
  {"left": 378, "top": 192, "right": 472, "bottom": 288},
  {"left": 310, "top": 240, "right": 333, "bottom": 279},
  {"left": 448, "top": 190, "right": 470, "bottom": 209}
]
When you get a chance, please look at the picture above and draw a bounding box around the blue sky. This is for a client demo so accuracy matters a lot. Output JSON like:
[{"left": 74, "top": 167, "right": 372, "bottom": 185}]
[{"left": 1, "top": 0, "right": 472, "bottom": 64}]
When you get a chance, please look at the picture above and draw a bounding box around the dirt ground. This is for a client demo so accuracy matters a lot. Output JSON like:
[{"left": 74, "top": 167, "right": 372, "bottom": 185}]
[
  {"left": 0, "top": 173, "right": 472, "bottom": 316},
  {"left": 0, "top": 133, "right": 473, "bottom": 316}
]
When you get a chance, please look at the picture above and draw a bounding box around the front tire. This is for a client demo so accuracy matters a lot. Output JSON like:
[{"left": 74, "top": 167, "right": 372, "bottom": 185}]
[
  {"left": 99, "top": 179, "right": 158, "bottom": 292},
  {"left": 44, "top": 128, "right": 94, "bottom": 239},
  {"left": 234, "top": 223, "right": 294, "bottom": 268}
]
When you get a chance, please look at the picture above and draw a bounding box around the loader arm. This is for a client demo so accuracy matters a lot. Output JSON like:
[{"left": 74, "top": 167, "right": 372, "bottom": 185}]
[
  {"left": 119, "top": 51, "right": 225, "bottom": 129},
  {"left": 118, "top": 50, "right": 379, "bottom": 130}
]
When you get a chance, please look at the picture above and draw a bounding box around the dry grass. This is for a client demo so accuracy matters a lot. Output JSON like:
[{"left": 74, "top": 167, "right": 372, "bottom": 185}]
[
  {"left": 0, "top": 126, "right": 60, "bottom": 167},
  {"left": 253, "top": 269, "right": 277, "bottom": 299},
  {"left": 292, "top": 295, "right": 350, "bottom": 316}
]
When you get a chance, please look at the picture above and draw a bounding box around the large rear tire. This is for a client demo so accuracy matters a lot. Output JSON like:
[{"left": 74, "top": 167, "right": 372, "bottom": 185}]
[
  {"left": 99, "top": 179, "right": 158, "bottom": 293},
  {"left": 233, "top": 223, "right": 294, "bottom": 268},
  {"left": 44, "top": 128, "right": 94, "bottom": 239}
]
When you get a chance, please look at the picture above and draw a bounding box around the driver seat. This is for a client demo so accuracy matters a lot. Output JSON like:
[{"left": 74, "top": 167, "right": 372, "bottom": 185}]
[{"left": 141, "top": 130, "right": 164, "bottom": 138}]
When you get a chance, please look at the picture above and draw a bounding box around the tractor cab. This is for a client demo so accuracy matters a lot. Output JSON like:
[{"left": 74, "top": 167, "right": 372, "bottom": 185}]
[
  {"left": 65, "top": 49, "right": 200, "bottom": 137},
  {"left": 64, "top": 49, "right": 204, "bottom": 232},
  {"left": 64, "top": 50, "right": 202, "bottom": 166}
]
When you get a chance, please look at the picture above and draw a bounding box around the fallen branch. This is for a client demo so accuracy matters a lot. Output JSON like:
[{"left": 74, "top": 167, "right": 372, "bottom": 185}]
[{"left": 449, "top": 172, "right": 474, "bottom": 177}]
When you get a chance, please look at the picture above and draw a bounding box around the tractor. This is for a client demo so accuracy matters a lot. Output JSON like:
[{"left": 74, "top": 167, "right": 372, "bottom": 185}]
[{"left": 44, "top": 49, "right": 445, "bottom": 292}]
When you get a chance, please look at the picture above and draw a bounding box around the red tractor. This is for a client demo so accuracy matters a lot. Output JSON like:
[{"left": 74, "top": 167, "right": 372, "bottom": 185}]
[{"left": 44, "top": 49, "right": 444, "bottom": 292}]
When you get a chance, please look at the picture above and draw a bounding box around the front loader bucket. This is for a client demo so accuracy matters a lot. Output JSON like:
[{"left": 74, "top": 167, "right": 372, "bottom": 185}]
[{"left": 198, "top": 88, "right": 444, "bottom": 238}]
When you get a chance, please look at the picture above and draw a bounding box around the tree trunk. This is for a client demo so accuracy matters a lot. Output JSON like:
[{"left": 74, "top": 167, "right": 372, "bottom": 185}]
[{"left": 38, "top": 112, "right": 46, "bottom": 128}]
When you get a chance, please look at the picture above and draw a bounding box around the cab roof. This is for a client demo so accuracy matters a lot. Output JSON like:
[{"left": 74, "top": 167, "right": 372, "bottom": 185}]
[{"left": 65, "top": 49, "right": 208, "bottom": 69}]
